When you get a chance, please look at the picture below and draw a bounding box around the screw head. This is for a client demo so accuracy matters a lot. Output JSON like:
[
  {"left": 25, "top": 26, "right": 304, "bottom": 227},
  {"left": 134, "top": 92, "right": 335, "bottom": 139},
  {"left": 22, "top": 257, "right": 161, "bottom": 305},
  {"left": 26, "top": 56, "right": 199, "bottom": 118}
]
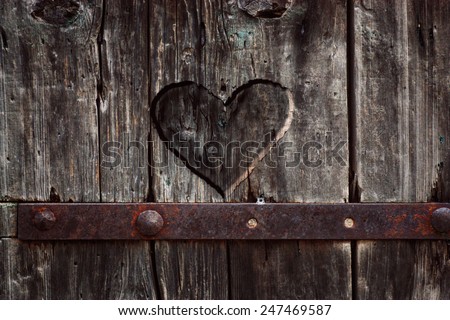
[
  {"left": 431, "top": 207, "right": 450, "bottom": 233},
  {"left": 33, "top": 209, "right": 56, "bottom": 231},
  {"left": 135, "top": 210, "right": 164, "bottom": 236},
  {"left": 247, "top": 218, "right": 258, "bottom": 229},
  {"left": 344, "top": 217, "right": 355, "bottom": 229}
]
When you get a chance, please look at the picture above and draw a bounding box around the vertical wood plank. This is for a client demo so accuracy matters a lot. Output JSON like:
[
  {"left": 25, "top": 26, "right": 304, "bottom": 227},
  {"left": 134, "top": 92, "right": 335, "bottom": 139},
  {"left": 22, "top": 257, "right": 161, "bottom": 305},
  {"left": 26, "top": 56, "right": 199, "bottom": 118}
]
[
  {"left": 150, "top": 0, "right": 228, "bottom": 299},
  {"left": 150, "top": 0, "right": 351, "bottom": 299},
  {"left": 354, "top": 0, "right": 450, "bottom": 299},
  {"left": 0, "top": 0, "right": 101, "bottom": 202},
  {"left": 97, "top": 0, "right": 157, "bottom": 299},
  {"left": 99, "top": 0, "right": 150, "bottom": 202},
  {"left": 228, "top": 0, "right": 351, "bottom": 299},
  {"left": 0, "top": 0, "right": 157, "bottom": 299}
]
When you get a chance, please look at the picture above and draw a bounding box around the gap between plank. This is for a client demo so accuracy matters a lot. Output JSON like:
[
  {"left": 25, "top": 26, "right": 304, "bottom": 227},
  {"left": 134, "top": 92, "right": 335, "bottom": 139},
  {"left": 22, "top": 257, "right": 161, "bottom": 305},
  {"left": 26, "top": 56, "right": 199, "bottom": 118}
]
[{"left": 347, "top": 0, "right": 360, "bottom": 301}]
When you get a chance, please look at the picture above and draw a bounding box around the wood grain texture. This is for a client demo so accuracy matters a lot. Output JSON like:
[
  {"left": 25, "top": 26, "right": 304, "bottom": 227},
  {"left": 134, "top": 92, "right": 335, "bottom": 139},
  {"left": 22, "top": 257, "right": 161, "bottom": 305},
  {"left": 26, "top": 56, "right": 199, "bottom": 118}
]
[
  {"left": 1, "top": 239, "right": 156, "bottom": 299},
  {"left": 150, "top": 0, "right": 351, "bottom": 299},
  {"left": 0, "top": 203, "right": 16, "bottom": 237},
  {"left": 0, "top": 0, "right": 157, "bottom": 299},
  {"left": 150, "top": 0, "right": 229, "bottom": 299},
  {"left": 354, "top": 0, "right": 450, "bottom": 299},
  {"left": 94, "top": 0, "right": 159, "bottom": 299},
  {"left": 226, "top": 0, "right": 352, "bottom": 299},
  {"left": 99, "top": 0, "right": 150, "bottom": 202},
  {"left": 0, "top": 0, "right": 101, "bottom": 202},
  {"left": 95, "top": 0, "right": 158, "bottom": 298},
  {"left": 150, "top": 0, "right": 348, "bottom": 203},
  {"left": 4, "top": 0, "right": 448, "bottom": 301},
  {"left": 229, "top": 240, "right": 351, "bottom": 299},
  {"left": 356, "top": 240, "right": 450, "bottom": 299},
  {"left": 156, "top": 241, "right": 228, "bottom": 299}
]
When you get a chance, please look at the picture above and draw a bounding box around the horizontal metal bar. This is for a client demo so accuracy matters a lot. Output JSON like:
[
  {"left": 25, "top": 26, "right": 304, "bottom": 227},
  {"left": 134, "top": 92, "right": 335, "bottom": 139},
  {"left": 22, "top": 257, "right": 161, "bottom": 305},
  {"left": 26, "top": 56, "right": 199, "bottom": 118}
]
[{"left": 17, "top": 203, "right": 450, "bottom": 240}]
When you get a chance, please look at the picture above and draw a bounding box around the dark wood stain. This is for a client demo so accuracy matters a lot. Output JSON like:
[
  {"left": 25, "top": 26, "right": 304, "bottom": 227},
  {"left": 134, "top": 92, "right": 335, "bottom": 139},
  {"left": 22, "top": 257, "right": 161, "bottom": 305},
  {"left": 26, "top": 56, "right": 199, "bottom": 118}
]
[
  {"left": 0, "top": 0, "right": 449, "bottom": 300},
  {"left": 354, "top": 0, "right": 450, "bottom": 299}
]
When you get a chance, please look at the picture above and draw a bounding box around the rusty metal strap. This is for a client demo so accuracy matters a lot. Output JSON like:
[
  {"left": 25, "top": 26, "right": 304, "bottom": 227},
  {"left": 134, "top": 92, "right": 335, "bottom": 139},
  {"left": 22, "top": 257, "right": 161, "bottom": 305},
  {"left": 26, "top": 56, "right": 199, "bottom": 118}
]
[{"left": 17, "top": 203, "right": 450, "bottom": 240}]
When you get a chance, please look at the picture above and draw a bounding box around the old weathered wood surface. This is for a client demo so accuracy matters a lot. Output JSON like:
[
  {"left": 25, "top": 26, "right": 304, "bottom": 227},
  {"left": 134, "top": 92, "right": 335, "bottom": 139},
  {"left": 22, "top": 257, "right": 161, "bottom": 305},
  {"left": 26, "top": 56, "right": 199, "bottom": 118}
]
[
  {"left": 353, "top": 0, "right": 450, "bottom": 298},
  {"left": 0, "top": 0, "right": 448, "bottom": 300},
  {"left": 229, "top": 241, "right": 351, "bottom": 299},
  {"left": 0, "top": 0, "right": 156, "bottom": 299},
  {"left": 149, "top": 0, "right": 351, "bottom": 299}
]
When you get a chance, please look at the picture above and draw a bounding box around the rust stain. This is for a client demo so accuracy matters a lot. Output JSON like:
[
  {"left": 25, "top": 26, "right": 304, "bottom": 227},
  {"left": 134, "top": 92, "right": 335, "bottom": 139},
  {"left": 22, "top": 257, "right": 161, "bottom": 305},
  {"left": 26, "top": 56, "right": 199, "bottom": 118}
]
[{"left": 17, "top": 203, "right": 450, "bottom": 240}]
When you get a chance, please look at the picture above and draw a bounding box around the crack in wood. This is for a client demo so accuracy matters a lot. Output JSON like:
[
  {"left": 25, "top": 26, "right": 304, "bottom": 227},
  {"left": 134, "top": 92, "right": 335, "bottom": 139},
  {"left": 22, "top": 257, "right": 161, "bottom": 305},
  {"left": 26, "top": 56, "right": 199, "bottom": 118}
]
[{"left": 0, "top": 26, "right": 7, "bottom": 50}]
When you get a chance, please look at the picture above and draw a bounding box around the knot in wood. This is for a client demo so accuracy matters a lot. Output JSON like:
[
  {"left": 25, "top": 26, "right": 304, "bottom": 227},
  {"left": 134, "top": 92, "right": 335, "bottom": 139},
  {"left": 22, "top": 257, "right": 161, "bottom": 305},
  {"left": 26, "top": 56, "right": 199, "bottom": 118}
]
[
  {"left": 237, "top": 0, "right": 291, "bottom": 18},
  {"left": 31, "top": 0, "right": 81, "bottom": 26}
]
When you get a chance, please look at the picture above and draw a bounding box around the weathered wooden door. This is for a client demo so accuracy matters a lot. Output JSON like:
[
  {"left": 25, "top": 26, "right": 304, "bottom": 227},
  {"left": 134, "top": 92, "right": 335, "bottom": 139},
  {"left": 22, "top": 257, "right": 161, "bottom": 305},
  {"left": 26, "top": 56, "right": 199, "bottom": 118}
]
[{"left": 0, "top": 0, "right": 449, "bottom": 299}]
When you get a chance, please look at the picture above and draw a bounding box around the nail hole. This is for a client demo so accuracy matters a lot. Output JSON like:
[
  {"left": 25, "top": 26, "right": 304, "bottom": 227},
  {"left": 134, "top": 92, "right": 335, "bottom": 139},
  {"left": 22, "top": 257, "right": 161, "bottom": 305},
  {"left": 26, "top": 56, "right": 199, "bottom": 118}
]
[
  {"left": 344, "top": 217, "right": 354, "bottom": 228},
  {"left": 247, "top": 218, "right": 258, "bottom": 229}
]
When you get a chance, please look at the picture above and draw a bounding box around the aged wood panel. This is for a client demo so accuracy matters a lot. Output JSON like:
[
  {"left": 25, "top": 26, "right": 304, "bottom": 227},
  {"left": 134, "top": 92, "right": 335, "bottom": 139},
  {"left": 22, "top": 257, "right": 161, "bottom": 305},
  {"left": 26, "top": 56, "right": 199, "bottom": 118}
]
[
  {"left": 156, "top": 241, "right": 228, "bottom": 299},
  {"left": 0, "top": 0, "right": 157, "bottom": 299},
  {"left": 96, "top": 0, "right": 157, "bottom": 299},
  {"left": 1, "top": 240, "right": 156, "bottom": 299},
  {"left": 99, "top": 0, "right": 150, "bottom": 202},
  {"left": 0, "top": 203, "right": 16, "bottom": 237},
  {"left": 150, "top": 0, "right": 351, "bottom": 299},
  {"left": 354, "top": 0, "right": 450, "bottom": 298},
  {"left": 227, "top": 0, "right": 351, "bottom": 299},
  {"left": 229, "top": 241, "right": 351, "bottom": 299},
  {"left": 0, "top": 0, "right": 100, "bottom": 202},
  {"left": 149, "top": 0, "right": 228, "bottom": 299},
  {"left": 356, "top": 240, "right": 450, "bottom": 299}
]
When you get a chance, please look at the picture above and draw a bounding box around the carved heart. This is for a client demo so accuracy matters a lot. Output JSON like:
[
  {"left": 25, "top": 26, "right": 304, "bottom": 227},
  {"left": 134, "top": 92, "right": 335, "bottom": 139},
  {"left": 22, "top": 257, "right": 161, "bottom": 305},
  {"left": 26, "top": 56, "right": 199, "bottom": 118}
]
[{"left": 151, "top": 80, "right": 294, "bottom": 197}]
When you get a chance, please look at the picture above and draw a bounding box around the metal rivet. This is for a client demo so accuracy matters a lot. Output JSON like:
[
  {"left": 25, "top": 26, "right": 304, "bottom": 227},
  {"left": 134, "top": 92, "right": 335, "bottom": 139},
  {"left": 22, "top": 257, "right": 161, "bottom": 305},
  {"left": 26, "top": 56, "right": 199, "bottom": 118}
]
[
  {"left": 247, "top": 218, "right": 258, "bottom": 229},
  {"left": 135, "top": 210, "right": 164, "bottom": 236},
  {"left": 431, "top": 207, "right": 450, "bottom": 233},
  {"left": 33, "top": 209, "right": 56, "bottom": 231},
  {"left": 344, "top": 217, "right": 354, "bottom": 229}
]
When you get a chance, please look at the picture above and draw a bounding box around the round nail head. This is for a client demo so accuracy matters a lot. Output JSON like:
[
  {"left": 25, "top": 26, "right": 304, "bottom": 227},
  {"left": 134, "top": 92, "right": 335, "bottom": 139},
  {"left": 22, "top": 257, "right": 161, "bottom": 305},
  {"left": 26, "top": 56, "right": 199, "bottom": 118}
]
[
  {"left": 431, "top": 207, "right": 450, "bottom": 233},
  {"left": 136, "top": 210, "right": 164, "bottom": 236},
  {"left": 247, "top": 218, "right": 258, "bottom": 229},
  {"left": 344, "top": 217, "right": 355, "bottom": 229},
  {"left": 33, "top": 209, "right": 56, "bottom": 231}
]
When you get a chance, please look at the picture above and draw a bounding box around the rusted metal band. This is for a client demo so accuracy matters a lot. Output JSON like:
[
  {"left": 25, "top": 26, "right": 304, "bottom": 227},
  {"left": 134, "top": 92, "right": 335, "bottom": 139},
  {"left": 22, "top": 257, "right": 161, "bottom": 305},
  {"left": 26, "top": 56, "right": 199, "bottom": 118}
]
[{"left": 17, "top": 203, "right": 450, "bottom": 240}]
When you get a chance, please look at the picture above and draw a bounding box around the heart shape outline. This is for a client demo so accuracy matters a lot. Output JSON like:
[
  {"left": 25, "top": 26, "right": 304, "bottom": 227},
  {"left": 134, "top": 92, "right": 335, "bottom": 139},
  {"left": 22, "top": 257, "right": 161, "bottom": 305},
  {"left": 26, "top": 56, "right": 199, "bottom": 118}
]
[{"left": 151, "top": 79, "right": 294, "bottom": 198}]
